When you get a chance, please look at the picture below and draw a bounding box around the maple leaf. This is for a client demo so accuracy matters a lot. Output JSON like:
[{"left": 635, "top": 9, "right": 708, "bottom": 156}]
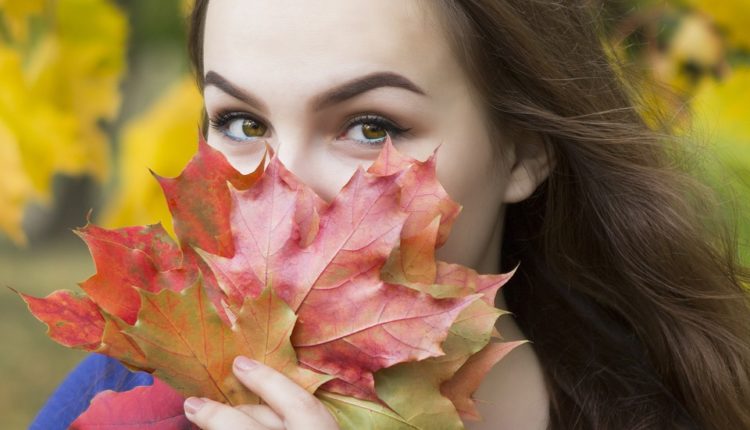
[
  {"left": 20, "top": 136, "right": 518, "bottom": 429},
  {"left": 123, "top": 281, "right": 332, "bottom": 405},
  {"left": 318, "top": 391, "right": 420, "bottom": 429},
  {"left": 440, "top": 340, "right": 527, "bottom": 421},
  {"left": 374, "top": 261, "right": 518, "bottom": 428},
  {"left": 70, "top": 378, "right": 197, "bottom": 430},
  {"left": 155, "top": 137, "right": 264, "bottom": 258},
  {"left": 76, "top": 222, "right": 198, "bottom": 325},
  {"left": 18, "top": 289, "right": 104, "bottom": 350}
]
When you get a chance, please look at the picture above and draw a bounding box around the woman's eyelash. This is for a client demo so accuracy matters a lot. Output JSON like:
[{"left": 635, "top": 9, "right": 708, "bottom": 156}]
[
  {"left": 340, "top": 114, "right": 411, "bottom": 145},
  {"left": 208, "top": 111, "right": 252, "bottom": 130},
  {"left": 208, "top": 111, "right": 267, "bottom": 144},
  {"left": 208, "top": 110, "right": 411, "bottom": 145}
]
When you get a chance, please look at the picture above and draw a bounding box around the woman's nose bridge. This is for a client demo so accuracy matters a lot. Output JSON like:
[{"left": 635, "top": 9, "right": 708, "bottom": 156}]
[
  {"left": 275, "top": 139, "right": 307, "bottom": 176},
  {"left": 272, "top": 137, "right": 339, "bottom": 203},
  {"left": 274, "top": 138, "right": 320, "bottom": 192}
]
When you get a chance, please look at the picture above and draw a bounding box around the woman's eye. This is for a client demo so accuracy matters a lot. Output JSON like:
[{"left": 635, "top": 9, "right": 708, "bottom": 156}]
[
  {"left": 339, "top": 115, "right": 411, "bottom": 146},
  {"left": 210, "top": 112, "right": 268, "bottom": 142}
]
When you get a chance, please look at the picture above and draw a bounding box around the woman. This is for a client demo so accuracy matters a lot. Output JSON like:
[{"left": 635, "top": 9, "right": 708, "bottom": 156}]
[{"left": 32, "top": 0, "right": 750, "bottom": 429}]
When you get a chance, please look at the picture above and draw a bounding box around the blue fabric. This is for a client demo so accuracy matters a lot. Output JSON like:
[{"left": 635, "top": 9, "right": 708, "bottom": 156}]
[{"left": 30, "top": 354, "right": 153, "bottom": 430}]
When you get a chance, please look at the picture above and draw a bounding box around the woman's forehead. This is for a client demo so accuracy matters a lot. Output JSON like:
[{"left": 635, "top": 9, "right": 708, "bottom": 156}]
[{"left": 202, "top": 0, "right": 460, "bottom": 92}]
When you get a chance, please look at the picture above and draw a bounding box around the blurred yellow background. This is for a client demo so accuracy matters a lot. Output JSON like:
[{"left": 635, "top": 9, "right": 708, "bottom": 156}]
[{"left": 0, "top": 0, "right": 748, "bottom": 428}]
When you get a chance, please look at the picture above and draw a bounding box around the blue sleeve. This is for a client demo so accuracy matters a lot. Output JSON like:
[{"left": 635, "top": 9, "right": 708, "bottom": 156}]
[{"left": 29, "top": 354, "right": 154, "bottom": 430}]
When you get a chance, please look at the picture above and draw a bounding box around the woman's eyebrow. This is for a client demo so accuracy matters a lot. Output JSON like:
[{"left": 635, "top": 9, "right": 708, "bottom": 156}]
[
  {"left": 204, "top": 71, "right": 269, "bottom": 112},
  {"left": 310, "top": 71, "right": 428, "bottom": 109},
  {"left": 203, "top": 70, "right": 428, "bottom": 112}
]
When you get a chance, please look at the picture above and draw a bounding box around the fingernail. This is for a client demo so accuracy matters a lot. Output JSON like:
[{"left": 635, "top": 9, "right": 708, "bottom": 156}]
[
  {"left": 184, "top": 397, "right": 205, "bottom": 415},
  {"left": 234, "top": 356, "right": 259, "bottom": 372}
]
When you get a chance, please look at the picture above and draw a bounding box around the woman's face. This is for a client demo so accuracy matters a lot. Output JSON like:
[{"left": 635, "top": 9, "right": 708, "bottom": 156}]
[{"left": 202, "top": 0, "right": 545, "bottom": 273}]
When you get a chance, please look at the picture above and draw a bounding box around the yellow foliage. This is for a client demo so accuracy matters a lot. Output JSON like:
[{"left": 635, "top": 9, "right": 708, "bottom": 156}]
[
  {"left": 0, "top": 120, "right": 33, "bottom": 245},
  {"left": 612, "top": 11, "right": 729, "bottom": 131},
  {"left": 654, "top": 14, "right": 726, "bottom": 95},
  {"left": 690, "top": 67, "right": 750, "bottom": 262},
  {"left": 104, "top": 77, "right": 203, "bottom": 234},
  {"left": 31, "top": 0, "right": 127, "bottom": 180},
  {"left": 685, "top": 0, "right": 750, "bottom": 50},
  {"left": 0, "top": 0, "right": 126, "bottom": 244},
  {"left": 181, "top": 0, "right": 194, "bottom": 16},
  {"left": 692, "top": 68, "right": 750, "bottom": 160},
  {"left": 0, "top": 0, "right": 44, "bottom": 41},
  {"left": 0, "top": 46, "right": 79, "bottom": 195}
]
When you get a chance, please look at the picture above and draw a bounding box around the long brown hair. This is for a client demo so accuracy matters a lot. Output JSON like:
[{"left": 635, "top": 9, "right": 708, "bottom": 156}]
[{"left": 187, "top": 1, "right": 750, "bottom": 428}]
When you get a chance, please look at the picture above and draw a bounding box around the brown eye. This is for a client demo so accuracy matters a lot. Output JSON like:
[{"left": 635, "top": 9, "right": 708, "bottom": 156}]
[
  {"left": 361, "top": 123, "right": 387, "bottom": 140},
  {"left": 339, "top": 115, "right": 410, "bottom": 146},
  {"left": 213, "top": 115, "right": 268, "bottom": 141},
  {"left": 238, "top": 118, "right": 266, "bottom": 137}
]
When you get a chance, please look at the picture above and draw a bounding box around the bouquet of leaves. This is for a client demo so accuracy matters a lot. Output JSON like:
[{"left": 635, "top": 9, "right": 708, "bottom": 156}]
[{"left": 19, "top": 136, "right": 522, "bottom": 429}]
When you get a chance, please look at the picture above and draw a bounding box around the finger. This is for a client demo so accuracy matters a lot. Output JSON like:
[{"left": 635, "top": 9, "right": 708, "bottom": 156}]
[
  {"left": 233, "top": 356, "right": 338, "bottom": 429},
  {"left": 236, "top": 404, "right": 285, "bottom": 429},
  {"left": 184, "top": 397, "right": 264, "bottom": 430}
]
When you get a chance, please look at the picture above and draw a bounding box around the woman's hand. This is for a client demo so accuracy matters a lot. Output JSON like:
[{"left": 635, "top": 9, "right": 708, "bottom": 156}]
[{"left": 183, "top": 356, "right": 340, "bottom": 429}]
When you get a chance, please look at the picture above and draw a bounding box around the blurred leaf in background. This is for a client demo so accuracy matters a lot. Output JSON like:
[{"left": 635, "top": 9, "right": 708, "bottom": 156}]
[
  {"left": 607, "top": 0, "right": 750, "bottom": 263},
  {"left": 0, "top": 120, "right": 33, "bottom": 244},
  {"left": 0, "top": 0, "right": 126, "bottom": 244},
  {"left": 181, "top": 0, "right": 193, "bottom": 16},
  {"left": 684, "top": 0, "right": 750, "bottom": 51},
  {"left": 0, "top": 0, "right": 44, "bottom": 41},
  {"left": 691, "top": 68, "right": 750, "bottom": 262}
]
